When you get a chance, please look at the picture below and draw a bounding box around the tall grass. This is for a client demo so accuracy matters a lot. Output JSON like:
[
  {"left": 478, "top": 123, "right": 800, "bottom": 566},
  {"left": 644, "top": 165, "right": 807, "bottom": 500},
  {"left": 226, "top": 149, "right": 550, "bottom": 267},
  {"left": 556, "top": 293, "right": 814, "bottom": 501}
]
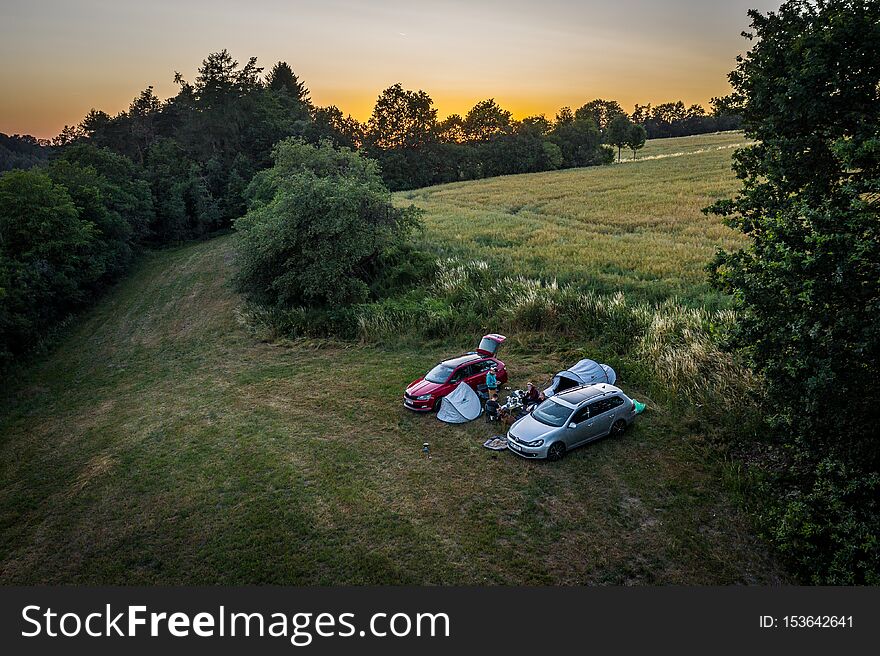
[{"left": 246, "top": 257, "right": 752, "bottom": 409}]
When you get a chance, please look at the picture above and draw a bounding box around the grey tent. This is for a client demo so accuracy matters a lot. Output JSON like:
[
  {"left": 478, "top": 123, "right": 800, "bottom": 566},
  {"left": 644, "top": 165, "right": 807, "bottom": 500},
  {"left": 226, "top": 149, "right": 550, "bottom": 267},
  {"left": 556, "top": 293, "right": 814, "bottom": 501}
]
[
  {"left": 437, "top": 382, "right": 483, "bottom": 423},
  {"left": 543, "top": 359, "right": 617, "bottom": 397}
]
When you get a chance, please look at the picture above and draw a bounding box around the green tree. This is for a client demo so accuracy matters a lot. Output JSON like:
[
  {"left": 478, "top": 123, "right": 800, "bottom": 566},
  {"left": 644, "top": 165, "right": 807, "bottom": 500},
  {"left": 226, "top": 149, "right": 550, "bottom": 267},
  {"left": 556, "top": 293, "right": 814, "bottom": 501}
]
[
  {"left": 0, "top": 171, "right": 94, "bottom": 361},
  {"left": 708, "top": 0, "right": 880, "bottom": 583},
  {"left": 234, "top": 139, "right": 420, "bottom": 308},
  {"left": 127, "top": 87, "right": 161, "bottom": 164},
  {"left": 308, "top": 105, "right": 364, "bottom": 149},
  {"left": 265, "top": 61, "right": 311, "bottom": 128},
  {"left": 549, "top": 115, "right": 609, "bottom": 168},
  {"left": 554, "top": 106, "right": 574, "bottom": 127},
  {"left": 366, "top": 84, "right": 437, "bottom": 150},
  {"left": 575, "top": 99, "right": 625, "bottom": 130},
  {"left": 436, "top": 114, "right": 466, "bottom": 143},
  {"left": 144, "top": 138, "right": 218, "bottom": 242},
  {"left": 520, "top": 114, "right": 553, "bottom": 135},
  {"left": 462, "top": 99, "right": 513, "bottom": 142},
  {"left": 604, "top": 113, "right": 634, "bottom": 162},
  {"left": 266, "top": 61, "right": 310, "bottom": 104},
  {"left": 541, "top": 141, "right": 563, "bottom": 170},
  {"left": 625, "top": 123, "right": 647, "bottom": 160},
  {"left": 55, "top": 142, "right": 154, "bottom": 241}
]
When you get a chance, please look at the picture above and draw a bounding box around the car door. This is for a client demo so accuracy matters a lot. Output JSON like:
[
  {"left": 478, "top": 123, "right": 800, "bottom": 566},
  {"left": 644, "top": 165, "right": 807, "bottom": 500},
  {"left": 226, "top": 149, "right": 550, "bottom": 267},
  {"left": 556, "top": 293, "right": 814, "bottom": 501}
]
[
  {"left": 585, "top": 398, "right": 619, "bottom": 439},
  {"left": 452, "top": 364, "right": 474, "bottom": 387},
  {"left": 449, "top": 364, "right": 473, "bottom": 386},
  {"left": 565, "top": 404, "right": 593, "bottom": 447},
  {"left": 467, "top": 360, "right": 492, "bottom": 390}
]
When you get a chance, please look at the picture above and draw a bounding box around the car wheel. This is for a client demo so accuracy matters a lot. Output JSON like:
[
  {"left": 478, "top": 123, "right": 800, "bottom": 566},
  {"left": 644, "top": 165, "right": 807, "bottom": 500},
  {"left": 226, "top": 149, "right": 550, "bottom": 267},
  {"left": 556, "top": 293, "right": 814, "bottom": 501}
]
[
  {"left": 610, "top": 419, "right": 627, "bottom": 438},
  {"left": 547, "top": 441, "right": 566, "bottom": 462},
  {"left": 433, "top": 399, "right": 442, "bottom": 412}
]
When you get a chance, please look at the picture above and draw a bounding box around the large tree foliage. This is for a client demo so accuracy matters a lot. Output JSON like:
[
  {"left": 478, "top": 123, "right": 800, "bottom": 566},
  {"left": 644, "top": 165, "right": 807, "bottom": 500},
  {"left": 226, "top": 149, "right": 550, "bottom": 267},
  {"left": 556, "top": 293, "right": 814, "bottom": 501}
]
[
  {"left": 575, "top": 99, "right": 625, "bottom": 130},
  {"left": 549, "top": 114, "right": 611, "bottom": 168},
  {"left": 462, "top": 99, "right": 513, "bottom": 142},
  {"left": 365, "top": 84, "right": 438, "bottom": 150},
  {"left": 0, "top": 133, "right": 50, "bottom": 171},
  {"left": 234, "top": 139, "right": 421, "bottom": 308},
  {"left": 626, "top": 123, "right": 647, "bottom": 160},
  {"left": 0, "top": 172, "right": 92, "bottom": 362},
  {"left": 708, "top": 0, "right": 880, "bottom": 583}
]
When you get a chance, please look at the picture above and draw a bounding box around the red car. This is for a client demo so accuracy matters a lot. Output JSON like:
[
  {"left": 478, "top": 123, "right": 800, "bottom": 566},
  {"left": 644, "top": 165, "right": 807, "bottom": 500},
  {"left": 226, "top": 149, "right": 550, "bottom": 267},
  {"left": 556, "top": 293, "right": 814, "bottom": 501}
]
[{"left": 403, "top": 334, "right": 508, "bottom": 412}]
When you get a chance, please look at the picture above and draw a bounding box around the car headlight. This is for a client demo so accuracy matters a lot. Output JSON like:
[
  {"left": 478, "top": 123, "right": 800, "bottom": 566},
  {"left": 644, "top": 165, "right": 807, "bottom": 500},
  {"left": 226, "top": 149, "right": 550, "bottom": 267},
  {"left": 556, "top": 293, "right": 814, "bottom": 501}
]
[
  {"left": 523, "top": 439, "right": 544, "bottom": 447},
  {"left": 416, "top": 394, "right": 433, "bottom": 401}
]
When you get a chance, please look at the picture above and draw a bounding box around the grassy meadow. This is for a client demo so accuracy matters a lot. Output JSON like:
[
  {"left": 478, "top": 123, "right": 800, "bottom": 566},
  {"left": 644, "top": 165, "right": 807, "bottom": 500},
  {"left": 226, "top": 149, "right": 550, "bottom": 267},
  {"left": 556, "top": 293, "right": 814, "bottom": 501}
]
[
  {"left": 398, "top": 131, "right": 748, "bottom": 307},
  {"left": 0, "top": 133, "right": 785, "bottom": 584}
]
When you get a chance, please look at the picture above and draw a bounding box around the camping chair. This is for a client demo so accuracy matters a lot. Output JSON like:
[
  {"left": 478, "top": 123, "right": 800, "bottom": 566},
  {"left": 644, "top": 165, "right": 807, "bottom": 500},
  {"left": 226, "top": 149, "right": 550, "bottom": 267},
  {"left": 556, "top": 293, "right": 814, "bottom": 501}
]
[{"left": 485, "top": 400, "right": 501, "bottom": 423}]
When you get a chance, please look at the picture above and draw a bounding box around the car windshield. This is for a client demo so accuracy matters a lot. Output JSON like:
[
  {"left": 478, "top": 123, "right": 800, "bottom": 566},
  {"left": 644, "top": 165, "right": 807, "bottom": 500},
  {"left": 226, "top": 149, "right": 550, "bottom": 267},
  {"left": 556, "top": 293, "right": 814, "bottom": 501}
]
[
  {"left": 424, "top": 363, "right": 454, "bottom": 384},
  {"left": 531, "top": 399, "right": 572, "bottom": 427}
]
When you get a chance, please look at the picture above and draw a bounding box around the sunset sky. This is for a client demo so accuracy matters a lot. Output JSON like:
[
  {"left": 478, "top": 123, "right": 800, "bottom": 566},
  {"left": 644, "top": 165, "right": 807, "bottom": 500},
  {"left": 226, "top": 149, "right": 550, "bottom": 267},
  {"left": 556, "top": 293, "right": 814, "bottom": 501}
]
[{"left": 1, "top": 0, "right": 776, "bottom": 139}]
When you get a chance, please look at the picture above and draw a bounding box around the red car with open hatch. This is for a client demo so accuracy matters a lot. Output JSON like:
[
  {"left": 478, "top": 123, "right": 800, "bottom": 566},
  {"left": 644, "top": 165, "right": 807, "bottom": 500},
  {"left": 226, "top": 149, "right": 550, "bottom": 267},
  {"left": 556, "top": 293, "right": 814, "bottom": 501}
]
[{"left": 403, "top": 334, "right": 508, "bottom": 412}]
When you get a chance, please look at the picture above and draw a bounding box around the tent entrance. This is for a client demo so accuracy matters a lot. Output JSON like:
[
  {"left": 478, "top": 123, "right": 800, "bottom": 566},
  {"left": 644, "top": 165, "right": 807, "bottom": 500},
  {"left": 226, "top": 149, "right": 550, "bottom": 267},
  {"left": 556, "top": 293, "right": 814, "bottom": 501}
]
[{"left": 555, "top": 376, "right": 581, "bottom": 393}]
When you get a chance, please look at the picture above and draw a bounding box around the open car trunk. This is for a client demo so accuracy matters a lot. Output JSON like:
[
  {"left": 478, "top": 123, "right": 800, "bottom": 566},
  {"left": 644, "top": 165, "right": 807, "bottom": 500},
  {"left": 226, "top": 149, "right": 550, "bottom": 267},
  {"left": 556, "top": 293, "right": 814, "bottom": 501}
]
[{"left": 476, "top": 333, "right": 506, "bottom": 357}]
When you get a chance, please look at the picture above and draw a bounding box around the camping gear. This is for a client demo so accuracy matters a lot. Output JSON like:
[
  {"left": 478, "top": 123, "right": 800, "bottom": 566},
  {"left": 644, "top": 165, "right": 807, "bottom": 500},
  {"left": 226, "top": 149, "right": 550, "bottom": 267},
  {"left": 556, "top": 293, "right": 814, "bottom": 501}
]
[
  {"left": 543, "top": 359, "right": 617, "bottom": 397},
  {"left": 482, "top": 436, "right": 508, "bottom": 451},
  {"left": 437, "top": 382, "right": 483, "bottom": 423},
  {"left": 633, "top": 400, "right": 646, "bottom": 414},
  {"left": 503, "top": 389, "right": 525, "bottom": 411}
]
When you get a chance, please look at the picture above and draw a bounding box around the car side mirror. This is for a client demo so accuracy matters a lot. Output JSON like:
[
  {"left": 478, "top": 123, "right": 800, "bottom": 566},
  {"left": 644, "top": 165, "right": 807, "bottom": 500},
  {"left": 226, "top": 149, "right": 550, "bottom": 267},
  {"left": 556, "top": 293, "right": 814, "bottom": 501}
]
[{"left": 568, "top": 422, "right": 577, "bottom": 429}]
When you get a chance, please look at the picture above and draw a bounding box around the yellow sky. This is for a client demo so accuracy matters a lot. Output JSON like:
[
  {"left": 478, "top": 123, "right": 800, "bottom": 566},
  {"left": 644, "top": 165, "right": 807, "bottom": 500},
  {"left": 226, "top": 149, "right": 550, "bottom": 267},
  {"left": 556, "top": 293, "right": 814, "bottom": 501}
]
[{"left": 0, "top": 0, "right": 777, "bottom": 139}]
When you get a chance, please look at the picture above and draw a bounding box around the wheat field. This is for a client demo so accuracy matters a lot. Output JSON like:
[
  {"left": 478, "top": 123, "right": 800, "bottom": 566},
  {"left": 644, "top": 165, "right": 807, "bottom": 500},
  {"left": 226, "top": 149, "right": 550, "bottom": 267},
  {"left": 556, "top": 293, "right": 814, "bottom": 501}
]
[{"left": 396, "top": 131, "right": 748, "bottom": 306}]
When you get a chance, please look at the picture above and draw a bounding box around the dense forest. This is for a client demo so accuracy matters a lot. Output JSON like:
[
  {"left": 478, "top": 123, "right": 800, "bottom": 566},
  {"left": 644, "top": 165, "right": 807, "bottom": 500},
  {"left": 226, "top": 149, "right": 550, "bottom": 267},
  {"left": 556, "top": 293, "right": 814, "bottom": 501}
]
[{"left": 0, "top": 133, "right": 50, "bottom": 171}]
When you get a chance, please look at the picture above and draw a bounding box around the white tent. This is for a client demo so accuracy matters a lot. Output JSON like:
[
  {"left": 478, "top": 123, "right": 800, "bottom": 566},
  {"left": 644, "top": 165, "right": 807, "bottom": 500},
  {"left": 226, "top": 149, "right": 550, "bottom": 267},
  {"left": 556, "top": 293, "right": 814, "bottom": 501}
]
[
  {"left": 437, "top": 382, "right": 483, "bottom": 423},
  {"left": 544, "top": 359, "right": 617, "bottom": 397}
]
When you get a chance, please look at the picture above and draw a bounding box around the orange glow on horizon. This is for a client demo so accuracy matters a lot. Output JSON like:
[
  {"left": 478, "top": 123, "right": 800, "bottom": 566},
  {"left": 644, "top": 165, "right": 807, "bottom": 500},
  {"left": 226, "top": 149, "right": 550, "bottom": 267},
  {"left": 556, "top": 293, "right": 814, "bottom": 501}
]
[{"left": 0, "top": 0, "right": 778, "bottom": 140}]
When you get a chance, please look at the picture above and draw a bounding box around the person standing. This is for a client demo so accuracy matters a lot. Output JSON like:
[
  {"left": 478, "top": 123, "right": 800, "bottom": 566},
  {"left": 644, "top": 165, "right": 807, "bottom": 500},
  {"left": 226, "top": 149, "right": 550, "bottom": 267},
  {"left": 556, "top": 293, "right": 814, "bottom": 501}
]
[{"left": 486, "top": 366, "right": 498, "bottom": 397}]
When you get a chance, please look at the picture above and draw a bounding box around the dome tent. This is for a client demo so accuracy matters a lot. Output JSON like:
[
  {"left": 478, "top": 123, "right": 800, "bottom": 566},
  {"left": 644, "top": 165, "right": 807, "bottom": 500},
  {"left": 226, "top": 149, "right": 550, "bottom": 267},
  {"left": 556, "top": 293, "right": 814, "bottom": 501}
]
[
  {"left": 543, "top": 359, "right": 616, "bottom": 397},
  {"left": 437, "top": 382, "right": 483, "bottom": 423}
]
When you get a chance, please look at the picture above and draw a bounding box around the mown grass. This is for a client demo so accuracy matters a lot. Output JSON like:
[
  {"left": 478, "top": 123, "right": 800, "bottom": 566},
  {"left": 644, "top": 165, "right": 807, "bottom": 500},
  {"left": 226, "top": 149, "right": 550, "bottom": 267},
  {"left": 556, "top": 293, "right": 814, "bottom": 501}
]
[
  {"left": 396, "top": 131, "right": 748, "bottom": 307},
  {"left": 0, "top": 233, "right": 785, "bottom": 584}
]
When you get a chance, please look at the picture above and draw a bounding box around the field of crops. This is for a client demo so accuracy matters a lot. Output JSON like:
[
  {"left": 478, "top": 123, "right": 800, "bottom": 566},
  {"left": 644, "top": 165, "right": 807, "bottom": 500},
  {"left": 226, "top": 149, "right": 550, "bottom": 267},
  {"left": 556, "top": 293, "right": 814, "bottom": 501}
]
[{"left": 398, "top": 131, "right": 748, "bottom": 307}]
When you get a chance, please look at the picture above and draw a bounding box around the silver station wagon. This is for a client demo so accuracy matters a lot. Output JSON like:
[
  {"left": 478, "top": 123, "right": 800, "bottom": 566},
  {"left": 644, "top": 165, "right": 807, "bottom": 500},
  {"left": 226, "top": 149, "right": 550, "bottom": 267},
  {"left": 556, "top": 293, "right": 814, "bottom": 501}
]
[{"left": 506, "top": 384, "right": 638, "bottom": 461}]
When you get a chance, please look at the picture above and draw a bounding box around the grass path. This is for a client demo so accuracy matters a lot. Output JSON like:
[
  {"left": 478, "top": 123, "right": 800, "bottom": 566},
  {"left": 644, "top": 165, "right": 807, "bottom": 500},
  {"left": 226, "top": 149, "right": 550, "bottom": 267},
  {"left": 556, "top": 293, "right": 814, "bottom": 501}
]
[{"left": 0, "top": 235, "right": 785, "bottom": 584}]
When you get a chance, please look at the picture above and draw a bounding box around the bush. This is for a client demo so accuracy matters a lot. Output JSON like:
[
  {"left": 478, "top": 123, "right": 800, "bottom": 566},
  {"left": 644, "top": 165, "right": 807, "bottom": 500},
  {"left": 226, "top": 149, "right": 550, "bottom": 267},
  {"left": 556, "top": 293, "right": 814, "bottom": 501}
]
[
  {"left": 767, "top": 460, "right": 879, "bottom": 585},
  {"left": 234, "top": 139, "right": 422, "bottom": 309}
]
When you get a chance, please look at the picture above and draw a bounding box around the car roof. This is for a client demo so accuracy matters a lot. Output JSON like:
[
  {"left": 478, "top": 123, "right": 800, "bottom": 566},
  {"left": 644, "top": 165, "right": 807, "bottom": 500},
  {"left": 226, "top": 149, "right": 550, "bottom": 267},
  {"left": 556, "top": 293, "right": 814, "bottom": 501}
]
[
  {"left": 441, "top": 353, "right": 484, "bottom": 368},
  {"left": 556, "top": 383, "right": 622, "bottom": 405}
]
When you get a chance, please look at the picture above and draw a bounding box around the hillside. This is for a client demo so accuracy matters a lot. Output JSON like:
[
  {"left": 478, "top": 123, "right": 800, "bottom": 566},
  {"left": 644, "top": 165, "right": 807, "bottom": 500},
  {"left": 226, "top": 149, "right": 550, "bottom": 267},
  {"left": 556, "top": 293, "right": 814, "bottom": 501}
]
[
  {"left": 398, "top": 131, "right": 748, "bottom": 307},
  {"left": 0, "top": 136, "right": 786, "bottom": 584}
]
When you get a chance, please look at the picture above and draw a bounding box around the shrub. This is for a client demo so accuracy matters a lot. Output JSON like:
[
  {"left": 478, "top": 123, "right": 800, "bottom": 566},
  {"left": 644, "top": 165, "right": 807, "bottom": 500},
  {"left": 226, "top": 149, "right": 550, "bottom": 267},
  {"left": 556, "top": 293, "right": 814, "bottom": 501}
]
[
  {"left": 767, "top": 459, "right": 879, "bottom": 585},
  {"left": 234, "top": 139, "right": 422, "bottom": 309}
]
